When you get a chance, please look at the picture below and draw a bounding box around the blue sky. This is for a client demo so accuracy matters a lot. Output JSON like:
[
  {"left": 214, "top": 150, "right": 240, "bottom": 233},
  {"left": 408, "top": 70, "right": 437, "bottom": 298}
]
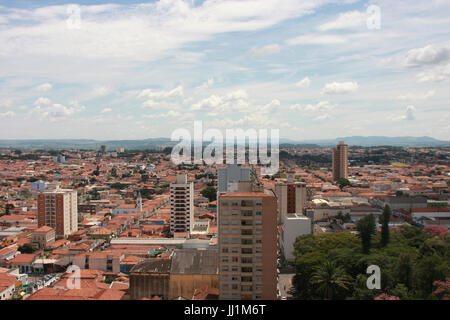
[{"left": 0, "top": 0, "right": 449, "bottom": 140}]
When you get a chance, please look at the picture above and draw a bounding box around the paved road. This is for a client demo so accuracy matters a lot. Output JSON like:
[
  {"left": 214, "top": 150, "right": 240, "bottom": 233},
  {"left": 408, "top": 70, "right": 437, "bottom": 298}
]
[{"left": 278, "top": 273, "right": 295, "bottom": 298}]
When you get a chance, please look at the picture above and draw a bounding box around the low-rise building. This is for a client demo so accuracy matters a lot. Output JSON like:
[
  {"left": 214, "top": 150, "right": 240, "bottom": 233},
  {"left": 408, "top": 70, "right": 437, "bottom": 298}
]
[
  {"left": 129, "top": 249, "right": 219, "bottom": 300},
  {"left": 32, "top": 226, "right": 55, "bottom": 249}
]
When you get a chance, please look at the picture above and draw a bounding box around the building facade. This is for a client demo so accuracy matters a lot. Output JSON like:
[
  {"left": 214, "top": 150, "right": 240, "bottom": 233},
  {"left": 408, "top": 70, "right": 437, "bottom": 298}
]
[
  {"left": 37, "top": 183, "right": 78, "bottom": 238},
  {"left": 274, "top": 172, "right": 307, "bottom": 225},
  {"left": 129, "top": 249, "right": 218, "bottom": 300},
  {"left": 217, "top": 164, "right": 251, "bottom": 193},
  {"left": 218, "top": 189, "right": 277, "bottom": 300},
  {"left": 332, "top": 141, "right": 349, "bottom": 181},
  {"left": 170, "top": 174, "right": 194, "bottom": 236},
  {"left": 281, "top": 214, "right": 311, "bottom": 261},
  {"left": 32, "top": 226, "right": 55, "bottom": 249}
]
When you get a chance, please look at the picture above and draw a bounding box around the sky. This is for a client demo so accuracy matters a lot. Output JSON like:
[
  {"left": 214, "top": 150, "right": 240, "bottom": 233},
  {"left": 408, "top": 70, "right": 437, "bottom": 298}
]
[{"left": 0, "top": 0, "right": 449, "bottom": 141}]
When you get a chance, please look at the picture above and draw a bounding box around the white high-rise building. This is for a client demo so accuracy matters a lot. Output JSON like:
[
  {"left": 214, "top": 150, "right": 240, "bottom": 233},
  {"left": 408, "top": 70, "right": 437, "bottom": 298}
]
[
  {"left": 281, "top": 214, "right": 311, "bottom": 261},
  {"left": 170, "top": 174, "right": 194, "bottom": 236}
]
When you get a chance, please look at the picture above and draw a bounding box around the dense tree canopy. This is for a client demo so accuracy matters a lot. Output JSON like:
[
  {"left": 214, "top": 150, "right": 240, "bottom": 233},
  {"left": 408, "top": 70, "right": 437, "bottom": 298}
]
[
  {"left": 292, "top": 225, "right": 450, "bottom": 300},
  {"left": 201, "top": 186, "right": 217, "bottom": 202}
]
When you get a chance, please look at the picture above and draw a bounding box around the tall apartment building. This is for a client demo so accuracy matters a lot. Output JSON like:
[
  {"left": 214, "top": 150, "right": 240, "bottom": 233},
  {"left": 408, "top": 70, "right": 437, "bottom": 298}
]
[
  {"left": 218, "top": 183, "right": 277, "bottom": 300},
  {"left": 170, "top": 174, "right": 194, "bottom": 236},
  {"left": 217, "top": 164, "right": 251, "bottom": 193},
  {"left": 37, "top": 183, "right": 78, "bottom": 238},
  {"left": 332, "top": 141, "right": 349, "bottom": 181},
  {"left": 274, "top": 171, "right": 307, "bottom": 225}
]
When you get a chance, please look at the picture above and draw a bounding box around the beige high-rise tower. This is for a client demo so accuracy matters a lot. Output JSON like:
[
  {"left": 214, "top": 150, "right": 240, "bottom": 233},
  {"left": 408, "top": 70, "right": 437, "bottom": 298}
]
[
  {"left": 218, "top": 183, "right": 277, "bottom": 300},
  {"left": 332, "top": 141, "right": 348, "bottom": 181}
]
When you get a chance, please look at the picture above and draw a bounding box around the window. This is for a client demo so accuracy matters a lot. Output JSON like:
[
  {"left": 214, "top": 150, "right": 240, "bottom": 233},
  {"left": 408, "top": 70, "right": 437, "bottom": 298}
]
[{"left": 241, "top": 210, "right": 253, "bottom": 217}]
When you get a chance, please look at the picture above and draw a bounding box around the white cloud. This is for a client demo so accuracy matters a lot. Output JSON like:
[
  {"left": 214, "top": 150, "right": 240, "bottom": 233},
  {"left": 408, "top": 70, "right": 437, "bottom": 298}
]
[
  {"left": 101, "top": 108, "right": 112, "bottom": 113},
  {"left": 403, "top": 105, "right": 416, "bottom": 121},
  {"left": 0, "top": 98, "right": 14, "bottom": 109},
  {"left": 204, "top": 113, "right": 285, "bottom": 129},
  {"left": 318, "top": 11, "right": 367, "bottom": 31},
  {"left": 143, "top": 110, "right": 182, "bottom": 119},
  {"left": 196, "top": 78, "right": 214, "bottom": 90},
  {"left": 314, "top": 113, "right": 331, "bottom": 121},
  {"left": 248, "top": 44, "right": 281, "bottom": 56},
  {"left": 289, "top": 101, "right": 335, "bottom": 113},
  {"left": 416, "top": 63, "right": 450, "bottom": 82},
  {"left": 397, "top": 90, "right": 435, "bottom": 100},
  {"left": 286, "top": 34, "right": 347, "bottom": 46},
  {"left": 0, "top": 1, "right": 335, "bottom": 61},
  {"left": 34, "top": 83, "right": 52, "bottom": 92},
  {"left": 259, "top": 99, "right": 281, "bottom": 114},
  {"left": 404, "top": 44, "right": 450, "bottom": 68},
  {"left": 138, "top": 86, "right": 183, "bottom": 100},
  {"left": 30, "top": 99, "right": 85, "bottom": 121},
  {"left": 0, "top": 111, "right": 15, "bottom": 118},
  {"left": 191, "top": 89, "right": 250, "bottom": 115},
  {"left": 321, "top": 81, "right": 358, "bottom": 95},
  {"left": 141, "top": 100, "right": 160, "bottom": 109},
  {"left": 295, "top": 77, "right": 311, "bottom": 88},
  {"left": 34, "top": 97, "right": 51, "bottom": 106},
  {"left": 89, "top": 86, "right": 112, "bottom": 99}
]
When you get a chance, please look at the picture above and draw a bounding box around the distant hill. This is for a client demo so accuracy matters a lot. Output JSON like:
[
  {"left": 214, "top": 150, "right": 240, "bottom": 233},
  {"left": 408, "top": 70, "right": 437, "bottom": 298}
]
[
  {"left": 0, "top": 136, "right": 448, "bottom": 150},
  {"left": 287, "top": 136, "right": 450, "bottom": 147},
  {"left": 0, "top": 138, "right": 173, "bottom": 150}
]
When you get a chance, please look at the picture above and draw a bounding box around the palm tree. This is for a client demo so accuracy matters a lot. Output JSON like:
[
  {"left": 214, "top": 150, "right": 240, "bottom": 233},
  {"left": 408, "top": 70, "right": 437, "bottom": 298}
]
[{"left": 311, "top": 260, "right": 352, "bottom": 300}]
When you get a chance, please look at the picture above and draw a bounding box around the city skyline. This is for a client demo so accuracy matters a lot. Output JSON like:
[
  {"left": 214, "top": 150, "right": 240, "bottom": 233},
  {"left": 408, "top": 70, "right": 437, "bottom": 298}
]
[{"left": 0, "top": 0, "right": 449, "bottom": 141}]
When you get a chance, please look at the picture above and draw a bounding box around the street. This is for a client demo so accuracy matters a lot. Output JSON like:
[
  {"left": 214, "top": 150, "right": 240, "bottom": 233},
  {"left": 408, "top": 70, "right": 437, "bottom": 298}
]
[{"left": 278, "top": 273, "right": 295, "bottom": 299}]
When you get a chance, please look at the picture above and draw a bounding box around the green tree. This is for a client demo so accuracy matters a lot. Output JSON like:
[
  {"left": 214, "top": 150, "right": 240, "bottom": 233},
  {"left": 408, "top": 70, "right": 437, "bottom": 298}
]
[
  {"left": 111, "top": 182, "right": 127, "bottom": 190},
  {"left": 92, "top": 165, "right": 100, "bottom": 176},
  {"left": 414, "top": 253, "right": 449, "bottom": 298},
  {"left": 5, "top": 203, "right": 14, "bottom": 215},
  {"left": 396, "top": 253, "right": 414, "bottom": 289},
  {"left": 310, "top": 260, "right": 352, "bottom": 300},
  {"left": 201, "top": 186, "right": 217, "bottom": 202},
  {"left": 379, "top": 205, "right": 391, "bottom": 247},
  {"left": 18, "top": 243, "right": 37, "bottom": 254},
  {"left": 356, "top": 214, "right": 376, "bottom": 254},
  {"left": 337, "top": 178, "right": 351, "bottom": 190},
  {"left": 111, "top": 167, "right": 118, "bottom": 178}
]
